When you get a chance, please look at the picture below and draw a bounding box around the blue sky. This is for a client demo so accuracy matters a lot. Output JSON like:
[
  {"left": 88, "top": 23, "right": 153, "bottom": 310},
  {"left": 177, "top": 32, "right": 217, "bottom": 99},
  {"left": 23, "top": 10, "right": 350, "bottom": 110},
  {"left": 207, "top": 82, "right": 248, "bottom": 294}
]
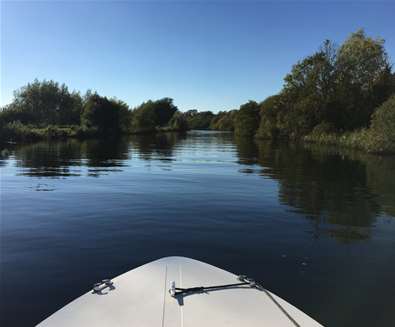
[{"left": 1, "top": 1, "right": 394, "bottom": 112}]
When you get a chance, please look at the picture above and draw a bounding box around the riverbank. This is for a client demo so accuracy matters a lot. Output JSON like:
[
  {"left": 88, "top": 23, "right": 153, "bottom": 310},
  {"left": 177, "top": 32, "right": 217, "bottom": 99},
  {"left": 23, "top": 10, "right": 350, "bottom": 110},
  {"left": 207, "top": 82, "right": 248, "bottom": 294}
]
[
  {"left": 0, "top": 121, "right": 188, "bottom": 143},
  {"left": 0, "top": 122, "right": 107, "bottom": 142},
  {"left": 2, "top": 123, "right": 395, "bottom": 156},
  {"left": 302, "top": 129, "right": 395, "bottom": 155},
  {"left": 2, "top": 31, "right": 394, "bottom": 153}
]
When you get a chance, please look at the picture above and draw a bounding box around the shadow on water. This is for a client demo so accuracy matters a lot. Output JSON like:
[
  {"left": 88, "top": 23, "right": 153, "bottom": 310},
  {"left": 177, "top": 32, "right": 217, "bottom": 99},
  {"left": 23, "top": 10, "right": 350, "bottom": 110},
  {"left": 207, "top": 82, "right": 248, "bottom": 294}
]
[{"left": 234, "top": 136, "right": 395, "bottom": 242}]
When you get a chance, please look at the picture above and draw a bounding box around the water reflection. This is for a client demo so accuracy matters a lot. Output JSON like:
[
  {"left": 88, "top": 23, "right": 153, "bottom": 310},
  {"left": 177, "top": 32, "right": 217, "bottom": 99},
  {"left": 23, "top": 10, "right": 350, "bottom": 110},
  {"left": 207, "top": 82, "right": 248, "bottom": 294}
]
[
  {"left": 2, "top": 132, "right": 394, "bottom": 327},
  {"left": 84, "top": 138, "right": 130, "bottom": 177},
  {"left": 9, "top": 138, "right": 131, "bottom": 178},
  {"left": 0, "top": 147, "right": 12, "bottom": 167},
  {"left": 5, "top": 133, "right": 188, "bottom": 178},
  {"left": 234, "top": 136, "right": 395, "bottom": 242},
  {"left": 129, "top": 132, "right": 187, "bottom": 161},
  {"left": 304, "top": 143, "right": 395, "bottom": 218},
  {"left": 3, "top": 132, "right": 395, "bottom": 242},
  {"left": 14, "top": 140, "right": 83, "bottom": 177}
]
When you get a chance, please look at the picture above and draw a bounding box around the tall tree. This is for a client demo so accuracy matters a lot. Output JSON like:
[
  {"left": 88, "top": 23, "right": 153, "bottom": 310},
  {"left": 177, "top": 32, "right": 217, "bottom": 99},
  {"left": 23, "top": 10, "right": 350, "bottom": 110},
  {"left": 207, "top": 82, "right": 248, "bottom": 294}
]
[
  {"left": 281, "top": 40, "right": 337, "bottom": 136},
  {"left": 335, "top": 29, "right": 392, "bottom": 129},
  {"left": 234, "top": 101, "right": 260, "bottom": 137}
]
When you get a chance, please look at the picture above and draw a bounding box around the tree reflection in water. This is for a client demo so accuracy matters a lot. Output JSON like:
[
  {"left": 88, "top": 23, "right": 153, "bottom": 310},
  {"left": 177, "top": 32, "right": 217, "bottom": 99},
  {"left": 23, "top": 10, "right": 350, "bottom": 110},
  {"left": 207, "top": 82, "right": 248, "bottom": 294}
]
[
  {"left": 234, "top": 136, "right": 395, "bottom": 242},
  {"left": 4, "top": 132, "right": 395, "bottom": 243}
]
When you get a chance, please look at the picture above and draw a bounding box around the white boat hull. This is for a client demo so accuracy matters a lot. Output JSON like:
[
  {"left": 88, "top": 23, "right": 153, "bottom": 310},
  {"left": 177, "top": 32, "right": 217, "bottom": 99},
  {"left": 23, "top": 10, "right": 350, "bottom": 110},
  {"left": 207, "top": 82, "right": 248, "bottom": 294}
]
[{"left": 37, "top": 256, "right": 323, "bottom": 326}]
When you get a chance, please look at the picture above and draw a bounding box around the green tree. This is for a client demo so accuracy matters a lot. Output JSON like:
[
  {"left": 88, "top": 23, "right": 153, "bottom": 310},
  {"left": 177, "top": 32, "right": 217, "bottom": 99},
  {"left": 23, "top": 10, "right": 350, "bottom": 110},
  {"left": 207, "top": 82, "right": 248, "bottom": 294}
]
[
  {"left": 370, "top": 95, "right": 395, "bottom": 152},
  {"left": 281, "top": 40, "right": 337, "bottom": 136},
  {"left": 168, "top": 111, "right": 188, "bottom": 131},
  {"left": 234, "top": 101, "right": 260, "bottom": 137},
  {"left": 81, "top": 94, "right": 130, "bottom": 135},
  {"left": 257, "top": 30, "right": 393, "bottom": 139},
  {"left": 210, "top": 110, "right": 236, "bottom": 131},
  {"left": 131, "top": 98, "right": 178, "bottom": 132},
  {"left": 184, "top": 110, "right": 215, "bottom": 130},
  {"left": 335, "top": 29, "right": 392, "bottom": 129},
  {"left": 0, "top": 79, "right": 82, "bottom": 126},
  {"left": 257, "top": 94, "right": 284, "bottom": 139}
]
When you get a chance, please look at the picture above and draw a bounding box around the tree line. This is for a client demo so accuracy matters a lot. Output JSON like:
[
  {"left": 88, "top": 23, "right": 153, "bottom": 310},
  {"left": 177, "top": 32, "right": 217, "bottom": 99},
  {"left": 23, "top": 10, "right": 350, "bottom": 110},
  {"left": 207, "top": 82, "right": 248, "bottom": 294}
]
[
  {"left": 0, "top": 81, "right": 188, "bottom": 141},
  {"left": 185, "top": 30, "right": 395, "bottom": 153},
  {"left": 1, "top": 29, "right": 394, "bottom": 152}
]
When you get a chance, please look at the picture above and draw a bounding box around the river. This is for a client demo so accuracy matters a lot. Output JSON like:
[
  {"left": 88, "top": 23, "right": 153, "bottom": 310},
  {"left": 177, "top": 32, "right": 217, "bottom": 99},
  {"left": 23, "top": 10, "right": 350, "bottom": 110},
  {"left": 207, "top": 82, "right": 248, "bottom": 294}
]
[{"left": 1, "top": 130, "right": 394, "bottom": 326}]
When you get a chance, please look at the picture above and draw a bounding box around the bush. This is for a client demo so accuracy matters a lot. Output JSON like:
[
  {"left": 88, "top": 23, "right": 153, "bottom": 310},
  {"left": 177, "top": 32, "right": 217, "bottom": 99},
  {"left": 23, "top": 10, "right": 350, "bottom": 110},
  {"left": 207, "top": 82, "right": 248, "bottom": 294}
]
[
  {"left": 304, "top": 126, "right": 395, "bottom": 154},
  {"left": 371, "top": 95, "right": 395, "bottom": 142},
  {"left": 0, "top": 121, "right": 98, "bottom": 142},
  {"left": 167, "top": 111, "right": 188, "bottom": 131},
  {"left": 311, "top": 122, "right": 336, "bottom": 135}
]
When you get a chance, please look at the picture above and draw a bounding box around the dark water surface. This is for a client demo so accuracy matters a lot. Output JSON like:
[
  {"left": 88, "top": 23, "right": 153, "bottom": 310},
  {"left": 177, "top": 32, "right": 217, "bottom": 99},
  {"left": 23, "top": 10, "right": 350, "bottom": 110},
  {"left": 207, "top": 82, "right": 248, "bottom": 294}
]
[{"left": 1, "top": 131, "right": 395, "bottom": 326}]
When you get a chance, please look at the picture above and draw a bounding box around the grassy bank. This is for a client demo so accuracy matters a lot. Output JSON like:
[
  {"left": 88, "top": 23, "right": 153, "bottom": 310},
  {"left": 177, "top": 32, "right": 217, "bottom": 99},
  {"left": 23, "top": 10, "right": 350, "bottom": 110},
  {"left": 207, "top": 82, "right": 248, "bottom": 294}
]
[
  {"left": 0, "top": 122, "right": 97, "bottom": 142},
  {"left": 302, "top": 96, "right": 395, "bottom": 155},
  {"left": 0, "top": 121, "right": 188, "bottom": 143},
  {"left": 303, "top": 129, "right": 395, "bottom": 155}
]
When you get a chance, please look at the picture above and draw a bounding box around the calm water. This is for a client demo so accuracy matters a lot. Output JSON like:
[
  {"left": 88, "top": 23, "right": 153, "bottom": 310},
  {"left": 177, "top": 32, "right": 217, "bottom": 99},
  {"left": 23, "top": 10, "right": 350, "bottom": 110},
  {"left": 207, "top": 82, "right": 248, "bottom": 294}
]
[{"left": 1, "top": 131, "right": 395, "bottom": 327}]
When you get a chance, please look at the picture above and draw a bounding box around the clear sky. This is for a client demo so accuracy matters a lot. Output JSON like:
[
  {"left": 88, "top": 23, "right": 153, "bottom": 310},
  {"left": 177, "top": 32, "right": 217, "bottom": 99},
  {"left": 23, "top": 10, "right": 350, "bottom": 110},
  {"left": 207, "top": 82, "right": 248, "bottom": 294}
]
[{"left": 1, "top": 1, "right": 394, "bottom": 112}]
